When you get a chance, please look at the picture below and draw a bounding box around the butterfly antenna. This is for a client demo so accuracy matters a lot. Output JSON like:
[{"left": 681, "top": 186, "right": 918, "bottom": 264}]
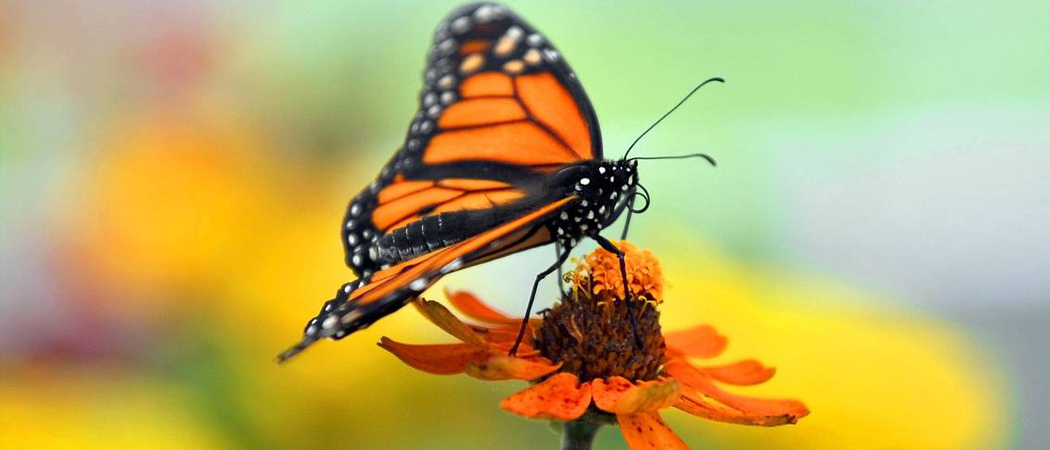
[
  {"left": 629, "top": 153, "right": 717, "bottom": 166},
  {"left": 622, "top": 77, "right": 725, "bottom": 160}
]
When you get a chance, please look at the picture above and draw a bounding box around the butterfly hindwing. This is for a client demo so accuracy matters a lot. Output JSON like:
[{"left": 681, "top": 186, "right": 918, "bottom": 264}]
[{"left": 277, "top": 197, "right": 573, "bottom": 361}]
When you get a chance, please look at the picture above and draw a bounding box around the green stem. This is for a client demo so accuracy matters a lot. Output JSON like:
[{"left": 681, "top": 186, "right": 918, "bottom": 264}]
[{"left": 561, "top": 420, "right": 601, "bottom": 450}]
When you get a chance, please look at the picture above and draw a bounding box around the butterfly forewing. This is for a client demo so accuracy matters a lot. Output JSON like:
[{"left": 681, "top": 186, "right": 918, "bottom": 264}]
[{"left": 341, "top": 2, "right": 602, "bottom": 277}]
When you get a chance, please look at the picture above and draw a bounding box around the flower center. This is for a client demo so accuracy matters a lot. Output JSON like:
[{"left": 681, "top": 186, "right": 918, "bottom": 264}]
[{"left": 533, "top": 242, "right": 666, "bottom": 381}]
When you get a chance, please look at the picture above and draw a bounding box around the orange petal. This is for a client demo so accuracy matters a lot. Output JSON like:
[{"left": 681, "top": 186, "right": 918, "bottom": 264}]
[
  {"left": 698, "top": 360, "right": 776, "bottom": 386},
  {"left": 500, "top": 373, "right": 592, "bottom": 421},
  {"left": 445, "top": 289, "right": 517, "bottom": 324},
  {"left": 592, "top": 376, "right": 681, "bottom": 415},
  {"left": 488, "top": 340, "right": 539, "bottom": 356},
  {"left": 674, "top": 391, "right": 803, "bottom": 426},
  {"left": 465, "top": 354, "right": 560, "bottom": 381},
  {"left": 472, "top": 326, "right": 526, "bottom": 344},
  {"left": 663, "top": 325, "right": 727, "bottom": 359},
  {"left": 378, "top": 338, "right": 486, "bottom": 375},
  {"left": 411, "top": 298, "right": 489, "bottom": 348},
  {"left": 617, "top": 412, "right": 690, "bottom": 450},
  {"left": 666, "top": 359, "right": 809, "bottom": 419}
]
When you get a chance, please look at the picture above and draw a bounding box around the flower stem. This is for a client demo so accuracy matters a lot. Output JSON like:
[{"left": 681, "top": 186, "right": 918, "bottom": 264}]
[{"left": 561, "top": 420, "right": 601, "bottom": 450}]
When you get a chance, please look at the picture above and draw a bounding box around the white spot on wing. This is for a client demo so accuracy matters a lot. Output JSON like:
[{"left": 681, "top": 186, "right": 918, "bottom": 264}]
[
  {"left": 451, "top": 17, "right": 471, "bottom": 34},
  {"left": 443, "top": 258, "right": 464, "bottom": 273},
  {"left": 473, "top": 5, "right": 495, "bottom": 22},
  {"left": 438, "top": 75, "right": 456, "bottom": 89},
  {"left": 409, "top": 278, "right": 428, "bottom": 291},
  {"left": 460, "top": 54, "right": 484, "bottom": 74},
  {"left": 437, "top": 39, "right": 455, "bottom": 55},
  {"left": 440, "top": 91, "right": 456, "bottom": 105},
  {"left": 523, "top": 49, "right": 542, "bottom": 65}
]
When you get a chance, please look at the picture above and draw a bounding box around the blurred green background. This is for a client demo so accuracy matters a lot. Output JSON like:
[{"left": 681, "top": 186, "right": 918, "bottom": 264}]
[{"left": 2, "top": 0, "right": 1047, "bottom": 449}]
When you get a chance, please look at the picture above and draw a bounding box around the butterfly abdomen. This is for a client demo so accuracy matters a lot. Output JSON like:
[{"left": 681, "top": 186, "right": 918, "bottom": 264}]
[{"left": 370, "top": 198, "right": 550, "bottom": 265}]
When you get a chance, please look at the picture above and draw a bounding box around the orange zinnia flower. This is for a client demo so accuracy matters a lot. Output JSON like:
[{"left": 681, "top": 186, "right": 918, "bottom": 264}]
[{"left": 380, "top": 242, "right": 809, "bottom": 449}]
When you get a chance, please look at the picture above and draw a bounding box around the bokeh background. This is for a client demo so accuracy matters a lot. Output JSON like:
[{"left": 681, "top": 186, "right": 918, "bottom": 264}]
[{"left": 2, "top": 0, "right": 1047, "bottom": 449}]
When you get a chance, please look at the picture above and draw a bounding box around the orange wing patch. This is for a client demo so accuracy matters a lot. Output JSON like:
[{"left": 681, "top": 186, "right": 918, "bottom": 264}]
[
  {"left": 459, "top": 40, "right": 490, "bottom": 55},
  {"left": 424, "top": 122, "right": 578, "bottom": 166},
  {"left": 377, "top": 180, "right": 435, "bottom": 204},
  {"left": 372, "top": 178, "right": 528, "bottom": 232},
  {"left": 437, "top": 179, "right": 511, "bottom": 190},
  {"left": 438, "top": 98, "right": 527, "bottom": 128},
  {"left": 386, "top": 215, "right": 422, "bottom": 233},
  {"left": 516, "top": 72, "right": 592, "bottom": 159},
  {"left": 372, "top": 186, "right": 462, "bottom": 230},
  {"left": 350, "top": 197, "right": 575, "bottom": 305},
  {"left": 431, "top": 189, "right": 526, "bottom": 215},
  {"left": 460, "top": 72, "right": 515, "bottom": 97},
  {"left": 427, "top": 70, "right": 595, "bottom": 167}
]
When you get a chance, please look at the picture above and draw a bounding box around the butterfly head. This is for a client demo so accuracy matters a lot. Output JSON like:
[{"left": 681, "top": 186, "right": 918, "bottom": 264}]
[
  {"left": 603, "top": 159, "right": 641, "bottom": 227},
  {"left": 564, "top": 159, "right": 639, "bottom": 229}
]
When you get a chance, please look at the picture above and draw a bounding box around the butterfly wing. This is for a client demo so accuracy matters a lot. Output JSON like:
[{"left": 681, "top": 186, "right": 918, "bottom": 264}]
[
  {"left": 341, "top": 2, "right": 602, "bottom": 277},
  {"left": 280, "top": 3, "right": 602, "bottom": 360},
  {"left": 277, "top": 196, "right": 575, "bottom": 362}
]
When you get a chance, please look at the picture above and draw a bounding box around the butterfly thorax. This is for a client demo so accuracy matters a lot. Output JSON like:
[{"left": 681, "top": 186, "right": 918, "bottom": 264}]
[{"left": 547, "top": 159, "right": 638, "bottom": 247}]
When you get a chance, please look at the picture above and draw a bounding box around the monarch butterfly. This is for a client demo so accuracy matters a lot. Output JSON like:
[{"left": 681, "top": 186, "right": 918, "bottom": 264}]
[{"left": 278, "top": 2, "right": 719, "bottom": 361}]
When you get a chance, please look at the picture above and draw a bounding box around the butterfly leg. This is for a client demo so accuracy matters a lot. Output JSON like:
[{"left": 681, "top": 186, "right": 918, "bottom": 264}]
[
  {"left": 592, "top": 234, "right": 644, "bottom": 348},
  {"left": 555, "top": 241, "right": 565, "bottom": 294},
  {"left": 509, "top": 248, "right": 572, "bottom": 356}
]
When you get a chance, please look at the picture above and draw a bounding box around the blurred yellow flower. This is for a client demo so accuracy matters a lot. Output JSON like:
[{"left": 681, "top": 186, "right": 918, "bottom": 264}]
[
  {"left": 653, "top": 237, "right": 1009, "bottom": 449},
  {"left": 60, "top": 111, "right": 275, "bottom": 321},
  {"left": 0, "top": 366, "right": 224, "bottom": 450}
]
